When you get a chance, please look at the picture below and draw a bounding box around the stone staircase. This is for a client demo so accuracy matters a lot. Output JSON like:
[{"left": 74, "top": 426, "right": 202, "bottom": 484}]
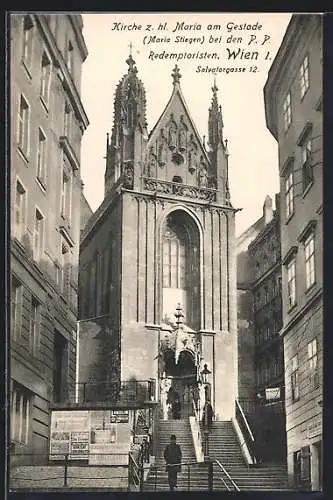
[
  {"left": 202, "top": 421, "right": 291, "bottom": 491},
  {"left": 145, "top": 419, "right": 214, "bottom": 491}
]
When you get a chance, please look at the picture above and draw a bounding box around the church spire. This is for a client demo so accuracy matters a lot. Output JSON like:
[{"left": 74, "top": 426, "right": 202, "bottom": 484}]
[
  {"left": 104, "top": 52, "right": 147, "bottom": 197},
  {"left": 208, "top": 78, "right": 224, "bottom": 149}
]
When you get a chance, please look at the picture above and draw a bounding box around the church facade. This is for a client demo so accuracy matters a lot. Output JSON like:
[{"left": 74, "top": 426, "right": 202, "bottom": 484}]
[{"left": 79, "top": 56, "right": 238, "bottom": 420}]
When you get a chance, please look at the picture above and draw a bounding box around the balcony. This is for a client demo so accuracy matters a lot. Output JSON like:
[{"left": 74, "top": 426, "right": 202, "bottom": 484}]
[
  {"left": 143, "top": 177, "right": 217, "bottom": 202},
  {"left": 55, "top": 380, "right": 156, "bottom": 408}
]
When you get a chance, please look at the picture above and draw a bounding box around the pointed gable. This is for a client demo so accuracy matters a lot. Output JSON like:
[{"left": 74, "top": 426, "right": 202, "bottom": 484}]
[{"left": 145, "top": 65, "right": 212, "bottom": 188}]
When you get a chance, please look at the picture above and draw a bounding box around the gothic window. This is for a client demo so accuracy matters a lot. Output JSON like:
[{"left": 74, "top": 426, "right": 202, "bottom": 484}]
[
  {"left": 163, "top": 228, "right": 186, "bottom": 289},
  {"left": 162, "top": 211, "right": 200, "bottom": 330}
]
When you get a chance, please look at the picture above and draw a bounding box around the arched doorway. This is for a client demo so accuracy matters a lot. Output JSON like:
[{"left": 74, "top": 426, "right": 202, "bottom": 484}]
[{"left": 163, "top": 348, "right": 198, "bottom": 419}]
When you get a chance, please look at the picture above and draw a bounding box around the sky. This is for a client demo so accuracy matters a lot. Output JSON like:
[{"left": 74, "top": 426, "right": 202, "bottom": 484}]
[{"left": 80, "top": 12, "right": 292, "bottom": 236}]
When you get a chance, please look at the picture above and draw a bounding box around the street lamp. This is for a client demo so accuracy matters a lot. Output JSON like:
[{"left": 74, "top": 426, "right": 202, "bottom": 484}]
[{"left": 200, "top": 364, "right": 211, "bottom": 384}]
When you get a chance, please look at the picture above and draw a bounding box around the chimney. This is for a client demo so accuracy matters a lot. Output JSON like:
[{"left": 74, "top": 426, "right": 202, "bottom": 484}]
[{"left": 263, "top": 195, "right": 273, "bottom": 224}]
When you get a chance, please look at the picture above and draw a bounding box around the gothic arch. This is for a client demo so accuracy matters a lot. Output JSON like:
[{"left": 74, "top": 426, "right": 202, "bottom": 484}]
[{"left": 156, "top": 205, "right": 204, "bottom": 329}]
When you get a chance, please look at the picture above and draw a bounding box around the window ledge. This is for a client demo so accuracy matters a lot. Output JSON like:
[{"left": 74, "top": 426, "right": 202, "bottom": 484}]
[
  {"left": 21, "top": 59, "right": 32, "bottom": 80},
  {"left": 305, "top": 281, "right": 316, "bottom": 295},
  {"left": 17, "top": 146, "right": 30, "bottom": 164},
  {"left": 287, "top": 302, "right": 297, "bottom": 314},
  {"left": 285, "top": 211, "right": 295, "bottom": 225},
  {"left": 302, "top": 181, "right": 314, "bottom": 198},
  {"left": 39, "top": 96, "right": 49, "bottom": 114},
  {"left": 36, "top": 177, "right": 47, "bottom": 193}
]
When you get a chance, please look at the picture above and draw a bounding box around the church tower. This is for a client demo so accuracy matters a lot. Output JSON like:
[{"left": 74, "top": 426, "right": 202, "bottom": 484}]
[{"left": 79, "top": 58, "right": 238, "bottom": 420}]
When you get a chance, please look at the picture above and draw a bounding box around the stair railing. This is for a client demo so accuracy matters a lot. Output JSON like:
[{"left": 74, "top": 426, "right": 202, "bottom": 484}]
[
  {"left": 189, "top": 398, "right": 204, "bottom": 462},
  {"left": 215, "top": 459, "right": 240, "bottom": 491},
  {"left": 234, "top": 399, "right": 257, "bottom": 466},
  {"left": 128, "top": 445, "right": 144, "bottom": 491},
  {"left": 150, "top": 461, "right": 200, "bottom": 491}
]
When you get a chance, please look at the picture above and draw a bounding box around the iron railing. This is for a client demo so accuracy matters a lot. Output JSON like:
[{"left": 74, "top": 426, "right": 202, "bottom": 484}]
[
  {"left": 64, "top": 379, "right": 156, "bottom": 405},
  {"left": 128, "top": 445, "right": 144, "bottom": 491},
  {"left": 235, "top": 399, "right": 257, "bottom": 465},
  {"left": 10, "top": 452, "right": 129, "bottom": 490},
  {"left": 215, "top": 459, "right": 240, "bottom": 491}
]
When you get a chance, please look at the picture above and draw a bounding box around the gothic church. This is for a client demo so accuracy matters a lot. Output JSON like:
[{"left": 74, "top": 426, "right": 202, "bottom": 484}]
[{"left": 79, "top": 54, "right": 238, "bottom": 420}]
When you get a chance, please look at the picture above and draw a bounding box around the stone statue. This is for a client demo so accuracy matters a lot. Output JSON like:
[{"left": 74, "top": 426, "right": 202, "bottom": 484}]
[
  {"left": 168, "top": 123, "right": 177, "bottom": 150},
  {"left": 198, "top": 161, "right": 208, "bottom": 187},
  {"left": 179, "top": 127, "right": 187, "bottom": 152},
  {"left": 160, "top": 378, "right": 172, "bottom": 421}
]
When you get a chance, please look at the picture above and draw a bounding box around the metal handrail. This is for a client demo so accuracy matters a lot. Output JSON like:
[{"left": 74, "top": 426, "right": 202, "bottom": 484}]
[
  {"left": 236, "top": 399, "right": 255, "bottom": 442},
  {"left": 215, "top": 459, "right": 240, "bottom": 492}
]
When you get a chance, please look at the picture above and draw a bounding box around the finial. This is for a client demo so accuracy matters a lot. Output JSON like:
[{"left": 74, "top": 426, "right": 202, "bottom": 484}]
[
  {"left": 128, "top": 41, "right": 133, "bottom": 56},
  {"left": 203, "top": 135, "right": 206, "bottom": 149},
  {"left": 126, "top": 53, "right": 136, "bottom": 71},
  {"left": 175, "top": 303, "right": 184, "bottom": 327},
  {"left": 212, "top": 76, "right": 218, "bottom": 94},
  {"left": 172, "top": 65, "right": 182, "bottom": 85}
]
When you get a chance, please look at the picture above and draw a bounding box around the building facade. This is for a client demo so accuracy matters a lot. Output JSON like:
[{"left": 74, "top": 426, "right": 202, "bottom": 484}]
[
  {"left": 249, "top": 194, "right": 283, "bottom": 402},
  {"left": 10, "top": 14, "right": 89, "bottom": 461},
  {"left": 237, "top": 195, "right": 286, "bottom": 463},
  {"left": 264, "top": 14, "right": 323, "bottom": 490},
  {"left": 79, "top": 58, "right": 238, "bottom": 422}
]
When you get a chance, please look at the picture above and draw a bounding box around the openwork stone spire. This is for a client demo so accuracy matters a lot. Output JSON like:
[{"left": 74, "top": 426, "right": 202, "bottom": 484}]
[{"left": 208, "top": 77, "right": 224, "bottom": 148}]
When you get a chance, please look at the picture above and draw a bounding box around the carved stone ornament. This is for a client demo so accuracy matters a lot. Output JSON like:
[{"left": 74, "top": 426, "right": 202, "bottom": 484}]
[
  {"left": 198, "top": 159, "right": 208, "bottom": 187},
  {"left": 123, "top": 162, "right": 134, "bottom": 189},
  {"left": 172, "top": 150, "right": 185, "bottom": 165},
  {"left": 178, "top": 117, "right": 187, "bottom": 152},
  {"left": 168, "top": 114, "right": 177, "bottom": 150},
  {"left": 158, "top": 130, "right": 168, "bottom": 167}
]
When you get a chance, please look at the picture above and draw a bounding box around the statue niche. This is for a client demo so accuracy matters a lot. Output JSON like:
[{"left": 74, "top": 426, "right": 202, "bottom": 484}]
[
  {"left": 158, "top": 129, "right": 168, "bottom": 167},
  {"left": 147, "top": 147, "right": 158, "bottom": 178},
  {"left": 198, "top": 158, "right": 208, "bottom": 187},
  {"left": 168, "top": 114, "right": 177, "bottom": 151},
  {"left": 178, "top": 116, "right": 188, "bottom": 153},
  {"left": 188, "top": 138, "right": 198, "bottom": 174},
  {"left": 123, "top": 161, "right": 134, "bottom": 189}
]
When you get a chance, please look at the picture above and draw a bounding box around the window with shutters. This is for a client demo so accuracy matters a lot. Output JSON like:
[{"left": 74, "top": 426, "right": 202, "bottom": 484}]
[
  {"left": 308, "top": 338, "right": 319, "bottom": 388},
  {"left": 60, "top": 241, "right": 70, "bottom": 296},
  {"left": 29, "top": 296, "right": 41, "bottom": 356},
  {"left": 11, "top": 381, "right": 32, "bottom": 444},
  {"left": 40, "top": 50, "right": 52, "bottom": 108},
  {"left": 11, "top": 277, "right": 23, "bottom": 341},
  {"left": 61, "top": 166, "right": 72, "bottom": 224},
  {"left": 285, "top": 170, "right": 294, "bottom": 220},
  {"left": 66, "top": 40, "right": 74, "bottom": 75},
  {"left": 14, "top": 179, "right": 27, "bottom": 241},
  {"left": 21, "top": 15, "right": 34, "bottom": 75},
  {"left": 287, "top": 257, "right": 297, "bottom": 309},
  {"left": 33, "top": 208, "right": 45, "bottom": 261},
  {"left": 299, "top": 55, "right": 310, "bottom": 99},
  {"left": 36, "top": 127, "right": 47, "bottom": 188},
  {"left": 304, "top": 232, "right": 316, "bottom": 290},
  {"left": 64, "top": 101, "right": 72, "bottom": 139},
  {"left": 301, "top": 136, "right": 313, "bottom": 193},
  {"left": 291, "top": 354, "right": 299, "bottom": 402},
  {"left": 283, "top": 91, "right": 292, "bottom": 131},
  {"left": 17, "top": 94, "right": 30, "bottom": 157}
]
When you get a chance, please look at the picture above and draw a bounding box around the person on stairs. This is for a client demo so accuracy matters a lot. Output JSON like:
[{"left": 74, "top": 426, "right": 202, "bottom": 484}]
[
  {"left": 172, "top": 396, "right": 181, "bottom": 420},
  {"left": 164, "top": 434, "right": 182, "bottom": 491},
  {"left": 202, "top": 400, "right": 214, "bottom": 432}
]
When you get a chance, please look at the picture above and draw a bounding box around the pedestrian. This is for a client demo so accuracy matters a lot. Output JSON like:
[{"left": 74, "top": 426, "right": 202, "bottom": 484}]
[
  {"left": 203, "top": 401, "right": 214, "bottom": 432},
  {"left": 163, "top": 434, "right": 182, "bottom": 491},
  {"left": 172, "top": 397, "right": 181, "bottom": 420}
]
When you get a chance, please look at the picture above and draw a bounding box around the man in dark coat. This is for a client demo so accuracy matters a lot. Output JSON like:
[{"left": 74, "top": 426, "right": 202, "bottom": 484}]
[
  {"left": 172, "top": 397, "right": 181, "bottom": 420},
  {"left": 202, "top": 401, "right": 214, "bottom": 432},
  {"left": 163, "top": 434, "right": 182, "bottom": 491}
]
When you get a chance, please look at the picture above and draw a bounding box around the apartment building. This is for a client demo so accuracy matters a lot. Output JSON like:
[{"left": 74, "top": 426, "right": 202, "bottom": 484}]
[
  {"left": 264, "top": 14, "right": 323, "bottom": 490},
  {"left": 10, "top": 13, "right": 89, "bottom": 461}
]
